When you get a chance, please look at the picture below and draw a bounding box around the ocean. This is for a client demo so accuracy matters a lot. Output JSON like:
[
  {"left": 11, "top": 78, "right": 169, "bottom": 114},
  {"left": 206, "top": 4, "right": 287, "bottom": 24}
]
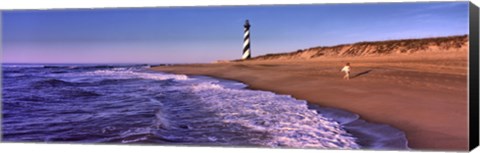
[{"left": 1, "top": 64, "right": 407, "bottom": 149}]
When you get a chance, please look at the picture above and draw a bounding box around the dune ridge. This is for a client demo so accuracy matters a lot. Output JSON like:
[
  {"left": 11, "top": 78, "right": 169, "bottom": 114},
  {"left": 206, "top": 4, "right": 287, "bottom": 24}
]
[{"left": 243, "top": 35, "right": 468, "bottom": 61}]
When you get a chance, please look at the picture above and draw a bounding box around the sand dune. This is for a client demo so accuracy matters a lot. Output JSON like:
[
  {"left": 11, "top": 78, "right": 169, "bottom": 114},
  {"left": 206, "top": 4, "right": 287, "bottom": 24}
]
[
  {"left": 151, "top": 35, "right": 469, "bottom": 151},
  {"left": 242, "top": 35, "right": 467, "bottom": 61}
]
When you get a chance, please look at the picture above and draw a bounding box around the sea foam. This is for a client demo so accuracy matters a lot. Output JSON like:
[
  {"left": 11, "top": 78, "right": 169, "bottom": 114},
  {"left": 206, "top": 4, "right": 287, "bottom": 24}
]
[
  {"left": 84, "top": 69, "right": 189, "bottom": 81},
  {"left": 150, "top": 77, "right": 361, "bottom": 149}
]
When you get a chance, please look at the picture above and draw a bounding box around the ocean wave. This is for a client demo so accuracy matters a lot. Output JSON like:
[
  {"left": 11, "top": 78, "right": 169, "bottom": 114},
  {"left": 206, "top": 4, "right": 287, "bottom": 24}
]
[
  {"left": 2, "top": 64, "right": 44, "bottom": 68},
  {"left": 43, "top": 65, "right": 79, "bottom": 69},
  {"left": 30, "top": 79, "right": 102, "bottom": 98},
  {"left": 16, "top": 95, "right": 52, "bottom": 102},
  {"left": 307, "top": 105, "right": 409, "bottom": 149},
  {"left": 2, "top": 69, "right": 23, "bottom": 73},
  {"left": 3, "top": 73, "right": 34, "bottom": 78},
  {"left": 152, "top": 80, "right": 360, "bottom": 149},
  {"left": 60, "top": 89, "right": 102, "bottom": 97},
  {"left": 95, "top": 78, "right": 142, "bottom": 85},
  {"left": 146, "top": 76, "right": 409, "bottom": 149},
  {"left": 43, "top": 64, "right": 150, "bottom": 70},
  {"left": 32, "top": 79, "right": 76, "bottom": 88},
  {"left": 84, "top": 69, "right": 188, "bottom": 81}
]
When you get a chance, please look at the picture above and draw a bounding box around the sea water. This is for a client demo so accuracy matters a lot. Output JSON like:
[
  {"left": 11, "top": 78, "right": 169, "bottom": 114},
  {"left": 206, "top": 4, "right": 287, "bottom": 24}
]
[{"left": 1, "top": 64, "right": 407, "bottom": 149}]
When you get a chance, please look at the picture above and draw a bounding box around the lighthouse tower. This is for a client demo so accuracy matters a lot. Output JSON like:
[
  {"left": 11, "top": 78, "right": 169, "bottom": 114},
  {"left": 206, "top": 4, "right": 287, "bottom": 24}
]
[{"left": 242, "top": 20, "right": 251, "bottom": 59}]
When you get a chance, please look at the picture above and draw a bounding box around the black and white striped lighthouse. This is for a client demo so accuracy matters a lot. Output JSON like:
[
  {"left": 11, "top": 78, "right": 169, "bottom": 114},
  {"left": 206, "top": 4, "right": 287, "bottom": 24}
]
[{"left": 242, "top": 20, "right": 251, "bottom": 59}]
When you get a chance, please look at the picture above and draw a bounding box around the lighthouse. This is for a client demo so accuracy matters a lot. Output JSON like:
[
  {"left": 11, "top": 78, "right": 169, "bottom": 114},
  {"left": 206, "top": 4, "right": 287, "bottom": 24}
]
[{"left": 242, "top": 20, "right": 251, "bottom": 59}]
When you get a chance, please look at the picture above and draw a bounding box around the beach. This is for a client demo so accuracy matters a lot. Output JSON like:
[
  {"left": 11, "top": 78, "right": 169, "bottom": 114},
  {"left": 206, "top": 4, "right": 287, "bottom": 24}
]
[{"left": 151, "top": 50, "right": 469, "bottom": 150}]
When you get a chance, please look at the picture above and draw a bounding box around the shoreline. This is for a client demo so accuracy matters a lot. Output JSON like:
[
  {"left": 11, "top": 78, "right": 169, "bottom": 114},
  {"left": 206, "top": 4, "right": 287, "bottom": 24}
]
[
  {"left": 184, "top": 74, "right": 410, "bottom": 149},
  {"left": 150, "top": 56, "right": 468, "bottom": 151},
  {"left": 306, "top": 104, "right": 409, "bottom": 150}
]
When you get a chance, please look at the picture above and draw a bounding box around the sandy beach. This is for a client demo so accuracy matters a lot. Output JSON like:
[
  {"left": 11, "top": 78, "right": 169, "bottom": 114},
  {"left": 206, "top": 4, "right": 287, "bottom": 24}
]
[{"left": 151, "top": 47, "right": 468, "bottom": 151}]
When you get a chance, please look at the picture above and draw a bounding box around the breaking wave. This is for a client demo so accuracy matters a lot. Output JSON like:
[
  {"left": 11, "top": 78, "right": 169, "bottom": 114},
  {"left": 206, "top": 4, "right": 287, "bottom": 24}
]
[{"left": 2, "top": 64, "right": 408, "bottom": 150}]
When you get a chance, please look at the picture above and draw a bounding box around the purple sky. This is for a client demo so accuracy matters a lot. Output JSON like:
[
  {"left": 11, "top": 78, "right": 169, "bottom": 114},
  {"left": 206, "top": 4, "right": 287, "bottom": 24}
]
[{"left": 2, "top": 2, "right": 469, "bottom": 64}]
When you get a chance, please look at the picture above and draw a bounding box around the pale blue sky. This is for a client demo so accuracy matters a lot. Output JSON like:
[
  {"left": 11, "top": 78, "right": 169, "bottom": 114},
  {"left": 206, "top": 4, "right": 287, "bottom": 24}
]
[{"left": 2, "top": 2, "right": 469, "bottom": 63}]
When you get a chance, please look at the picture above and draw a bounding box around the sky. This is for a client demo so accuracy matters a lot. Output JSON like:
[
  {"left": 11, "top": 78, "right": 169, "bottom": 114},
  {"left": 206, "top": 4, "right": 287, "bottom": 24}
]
[{"left": 1, "top": 2, "right": 470, "bottom": 64}]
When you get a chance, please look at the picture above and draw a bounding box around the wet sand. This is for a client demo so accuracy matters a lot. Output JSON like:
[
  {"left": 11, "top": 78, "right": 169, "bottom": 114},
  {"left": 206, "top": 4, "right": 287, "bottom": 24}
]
[{"left": 150, "top": 53, "right": 468, "bottom": 151}]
